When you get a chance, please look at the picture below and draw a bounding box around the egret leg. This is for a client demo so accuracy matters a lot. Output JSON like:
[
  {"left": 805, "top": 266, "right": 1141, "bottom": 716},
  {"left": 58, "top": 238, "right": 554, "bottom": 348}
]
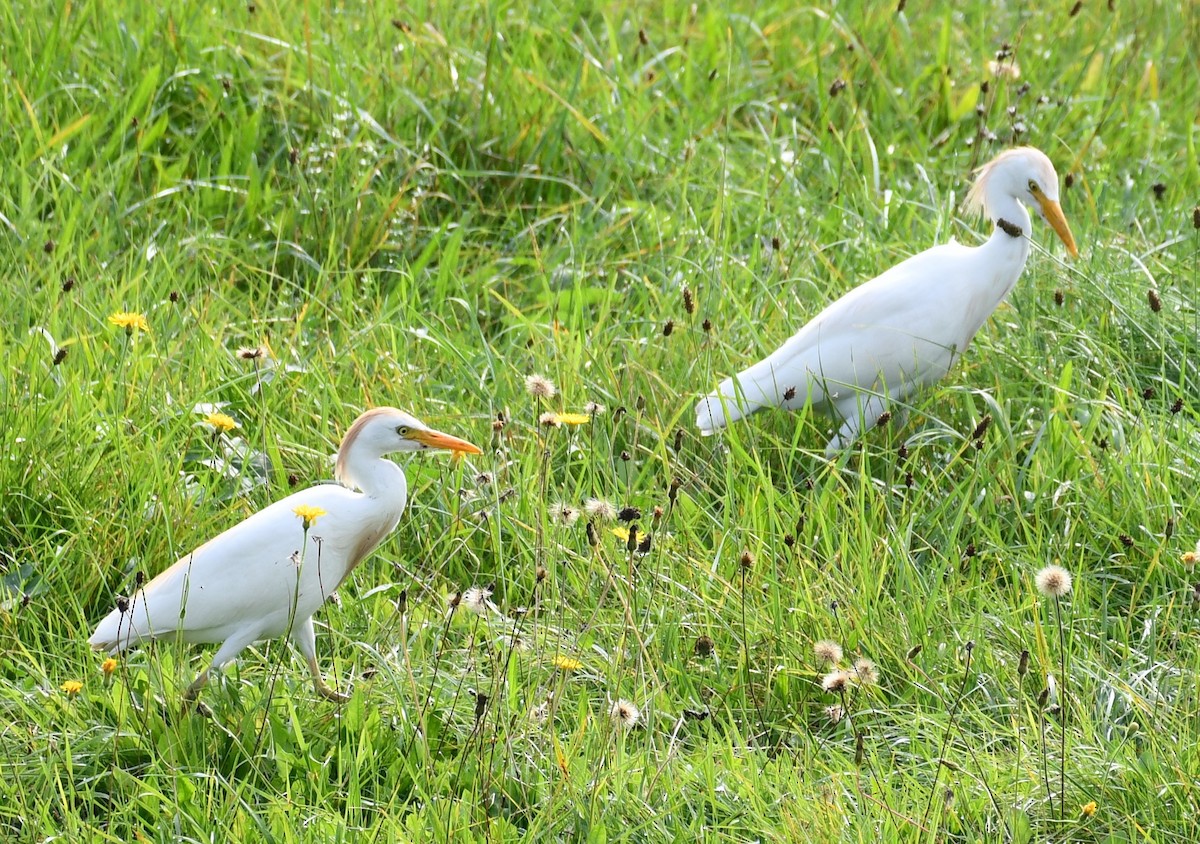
[
  {"left": 826, "top": 387, "right": 906, "bottom": 457},
  {"left": 825, "top": 412, "right": 866, "bottom": 457},
  {"left": 291, "top": 616, "right": 349, "bottom": 703},
  {"left": 182, "top": 630, "right": 259, "bottom": 712},
  {"left": 183, "top": 669, "right": 209, "bottom": 701},
  {"left": 182, "top": 669, "right": 211, "bottom": 716}
]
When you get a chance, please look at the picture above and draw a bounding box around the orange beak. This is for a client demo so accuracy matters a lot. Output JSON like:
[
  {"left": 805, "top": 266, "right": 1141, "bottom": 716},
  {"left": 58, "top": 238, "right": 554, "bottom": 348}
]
[
  {"left": 411, "top": 428, "right": 482, "bottom": 455},
  {"left": 1038, "top": 196, "right": 1078, "bottom": 258}
]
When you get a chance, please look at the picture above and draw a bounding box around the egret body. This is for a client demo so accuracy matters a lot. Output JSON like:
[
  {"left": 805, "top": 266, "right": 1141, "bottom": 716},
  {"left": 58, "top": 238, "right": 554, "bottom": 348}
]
[
  {"left": 89, "top": 407, "right": 481, "bottom": 703},
  {"left": 696, "top": 147, "right": 1078, "bottom": 455}
]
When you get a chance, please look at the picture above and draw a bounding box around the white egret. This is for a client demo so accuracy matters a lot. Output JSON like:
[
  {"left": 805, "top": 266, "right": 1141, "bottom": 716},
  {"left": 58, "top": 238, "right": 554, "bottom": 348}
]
[
  {"left": 89, "top": 407, "right": 481, "bottom": 704},
  {"left": 696, "top": 146, "right": 1078, "bottom": 455}
]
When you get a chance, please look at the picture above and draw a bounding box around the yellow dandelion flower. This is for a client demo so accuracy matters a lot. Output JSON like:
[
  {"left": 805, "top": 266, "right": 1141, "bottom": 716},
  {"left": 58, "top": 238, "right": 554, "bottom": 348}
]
[
  {"left": 610, "top": 526, "right": 630, "bottom": 542},
  {"left": 1080, "top": 801, "right": 1097, "bottom": 818},
  {"left": 293, "top": 504, "right": 327, "bottom": 529},
  {"left": 556, "top": 413, "right": 591, "bottom": 426},
  {"left": 107, "top": 312, "right": 150, "bottom": 335},
  {"left": 201, "top": 411, "right": 237, "bottom": 433},
  {"left": 101, "top": 658, "right": 118, "bottom": 676},
  {"left": 553, "top": 654, "right": 582, "bottom": 672},
  {"left": 61, "top": 680, "right": 83, "bottom": 696}
]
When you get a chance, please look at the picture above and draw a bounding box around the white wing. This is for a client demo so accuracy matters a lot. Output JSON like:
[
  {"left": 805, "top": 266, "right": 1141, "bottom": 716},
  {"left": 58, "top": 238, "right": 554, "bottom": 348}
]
[
  {"left": 697, "top": 240, "right": 1009, "bottom": 432},
  {"left": 89, "top": 483, "right": 403, "bottom": 656}
]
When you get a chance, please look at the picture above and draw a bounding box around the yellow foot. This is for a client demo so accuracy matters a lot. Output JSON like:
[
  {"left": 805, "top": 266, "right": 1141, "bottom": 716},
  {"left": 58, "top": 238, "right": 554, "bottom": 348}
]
[
  {"left": 180, "top": 690, "right": 213, "bottom": 719},
  {"left": 316, "top": 682, "right": 350, "bottom": 703}
]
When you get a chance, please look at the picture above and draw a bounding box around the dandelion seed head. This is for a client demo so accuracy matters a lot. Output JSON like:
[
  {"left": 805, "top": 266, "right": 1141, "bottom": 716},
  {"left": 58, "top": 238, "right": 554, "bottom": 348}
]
[
  {"left": 236, "top": 345, "right": 269, "bottom": 361},
  {"left": 525, "top": 374, "right": 557, "bottom": 399},
  {"left": 530, "top": 700, "right": 550, "bottom": 724},
  {"left": 853, "top": 657, "right": 879, "bottom": 686},
  {"left": 821, "top": 670, "right": 851, "bottom": 693},
  {"left": 584, "top": 401, "right": 606, "bottom": 415},
  {"left": 1035, "top": 564, "right": 1073, "bottom": 598},
  {"left": 609, "top": 698, "right": 640, "bottom": 729},
  {"left": 550, "top": 502, "right": 580, "bottom": 526},
  {"left": 462, "top": 585, "right": 493, "bottom": 616},
  {"left": 824, "top": 704, "right": 844, "bottom": 724},
  {"left": 814, "top": 640, "right": 843, "bottom": 665},
  {"left": 584, "top": 498, "right": 617, "bottom": 521},
  {"left": 539, "top": 411, "right": 561, "bottom": 428},
  {"left": 986, "top": 59, "right": 1021, "bottom": 80}
]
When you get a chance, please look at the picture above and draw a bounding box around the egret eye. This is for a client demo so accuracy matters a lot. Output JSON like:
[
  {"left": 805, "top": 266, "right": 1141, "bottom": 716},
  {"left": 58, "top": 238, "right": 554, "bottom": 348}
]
[
  {"left": 1027, "top": 179, "right": 1040, "bottom": 194},
  {"left": 396, "top": 425, "right": 411, "bottom": 437}
]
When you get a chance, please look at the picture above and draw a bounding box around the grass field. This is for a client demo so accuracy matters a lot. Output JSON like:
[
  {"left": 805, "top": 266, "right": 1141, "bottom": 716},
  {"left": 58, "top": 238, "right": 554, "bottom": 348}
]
[{"left": 2, "top": 0, "right": 1199, "bottom": 840}]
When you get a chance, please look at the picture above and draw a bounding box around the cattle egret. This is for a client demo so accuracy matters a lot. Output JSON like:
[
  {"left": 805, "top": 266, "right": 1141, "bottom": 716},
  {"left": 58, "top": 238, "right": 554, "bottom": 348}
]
[
  {"left": 696, "top": 146, "right": 1078, "bottom": 455},
  {"left": 89, "top": 407, "right": 481, "bottom": 704}
]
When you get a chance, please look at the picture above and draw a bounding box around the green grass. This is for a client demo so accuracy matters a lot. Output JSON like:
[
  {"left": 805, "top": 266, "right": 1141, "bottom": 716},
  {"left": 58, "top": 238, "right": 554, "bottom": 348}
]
[{"left": 2, "top": 0, "right": 1198, "bottom": 840}]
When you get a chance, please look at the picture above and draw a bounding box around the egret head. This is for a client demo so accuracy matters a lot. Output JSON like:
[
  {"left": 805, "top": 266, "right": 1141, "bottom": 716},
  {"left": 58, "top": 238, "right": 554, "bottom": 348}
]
[
  {"left": 335, "top": 407, "right": 481, "bottom": 486},
  {"left": 965, "top": 147, "right": 1078, "bottom": 257}
]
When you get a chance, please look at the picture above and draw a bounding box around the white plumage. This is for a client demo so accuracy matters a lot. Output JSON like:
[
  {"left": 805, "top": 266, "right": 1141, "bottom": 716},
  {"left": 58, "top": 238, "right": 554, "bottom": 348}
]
[
  {"left": 696, "top": 147, "right": 1078, "bottom": 455},
  {"left": 89, "top": 407, "right": 480, "bottom": 704}
]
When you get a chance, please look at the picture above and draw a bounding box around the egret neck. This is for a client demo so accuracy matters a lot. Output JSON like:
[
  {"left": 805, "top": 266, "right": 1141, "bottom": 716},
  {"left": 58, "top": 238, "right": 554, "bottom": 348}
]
[
  {"left": 979, "top": 194, "right": 1033, "bottom": 301},
  {"left": 342, "top": 451, "right": 409, "bottom": 507}
]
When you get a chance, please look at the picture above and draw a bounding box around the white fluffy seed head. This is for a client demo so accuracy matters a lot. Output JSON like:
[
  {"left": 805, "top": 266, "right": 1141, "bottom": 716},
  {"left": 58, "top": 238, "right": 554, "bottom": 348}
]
[
  {"left": 814, "top": 639, "right": 843, "bottom": 665},
  {"left": 462, "top": 585, "right": 494, "bottom": 616},
  {"left": 1035, "top": 564, "right": 1073, "bottom": 598},
  {"left": 525, "top": 374, "right": 557, "bottom": 399},
  {"left": 853, "top": 658, "right": 879, "bottom": 686},
  {"left": 584, "top": 498, "right": 617, "bottom": 521},
  {"left": 821, "top": 670, "right": 851, "bottom": 693},
  {"left": 609, "top": 698, "right": 640, "bottom": 729},
  {"left": 550, "top": 502, "right": 580, "bottom": 526}
]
